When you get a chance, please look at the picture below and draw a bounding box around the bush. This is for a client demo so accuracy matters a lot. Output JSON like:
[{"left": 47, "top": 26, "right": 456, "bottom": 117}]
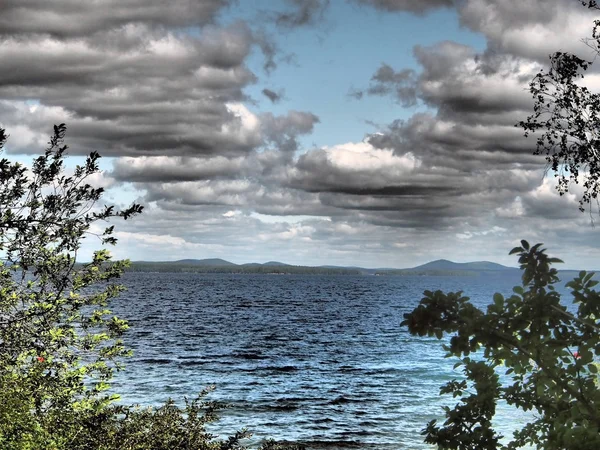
[{"left": 403, "top": 241, "right": 600, "bottom": 449}]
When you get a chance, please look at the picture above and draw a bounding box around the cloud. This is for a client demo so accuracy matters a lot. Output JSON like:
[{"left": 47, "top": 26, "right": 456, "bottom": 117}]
[
  {"left": 459, "top": 0, "right": 596, "bottom": 62},
  {"left": 262, "top": 88, "right": 285, "bottom": 103},
  {"left": 288, "top": 140, "right": 421, "bottom": 193},
  {"left": 275, "top": 0, "right": 330, "bottom": 28},
  {"left": 0, "top": 0, "right": 229, "bottom": 37},
  {"left": 0, "top": 18, "right": 274, "bottom": 157},
  {"left": 2, "top": 0, "right": 599, "bottom": 268},
  {"left": 352, "top": 0, "right": 453, "bottom": 15},
  {"left": 327, "top": 0, "right": 600, "bottom": 264},
  {"left": 0, "top": 7, "right": 315, "bottom": 159},
  {"left": 112, "top": 155, "right": 250, "bottom": 183},
  {"left": 261, "top": 110, "right": 320, "bottom": 153},
  {"left": 349, "top": 63, "right": 417, "bottom": 107},
  {"left": 0, "top": 13, "right": 321, "bottom": 159}
]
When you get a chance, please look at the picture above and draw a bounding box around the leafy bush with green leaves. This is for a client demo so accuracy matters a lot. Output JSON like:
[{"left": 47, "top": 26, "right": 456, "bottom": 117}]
[
  {"left": 403, "top": 241, "right": 600, "bottom": 449},
  {"left": 0, "top": 124, "right": 302, "bottom": 450}
]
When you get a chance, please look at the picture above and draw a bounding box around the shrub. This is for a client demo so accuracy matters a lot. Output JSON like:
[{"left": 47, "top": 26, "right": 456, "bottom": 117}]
[{"left": 403, "top": 241, "right": 600, "bottom": 449}]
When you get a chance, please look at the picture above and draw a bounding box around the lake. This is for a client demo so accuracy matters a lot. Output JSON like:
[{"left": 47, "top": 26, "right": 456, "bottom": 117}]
[{"left": 108, "top": 271, "right": 537, "bottom": 449}]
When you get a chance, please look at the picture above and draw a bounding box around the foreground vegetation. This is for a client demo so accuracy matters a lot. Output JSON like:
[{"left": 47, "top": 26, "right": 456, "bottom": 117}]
[
  {"left": 404, "top": 242, "right": 600, "bottom": 449},
  {"left": 0, "top": 125, "right": 301, "bottom": 450}
]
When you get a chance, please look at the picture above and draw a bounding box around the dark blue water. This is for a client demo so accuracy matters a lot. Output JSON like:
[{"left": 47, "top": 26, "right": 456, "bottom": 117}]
[{"left": 108, "top": 272, "right": 528, "bottom": 449}]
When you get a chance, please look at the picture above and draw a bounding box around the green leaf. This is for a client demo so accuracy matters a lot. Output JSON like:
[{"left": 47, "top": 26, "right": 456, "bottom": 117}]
[
  {"left": 493, "top": 293, "right": 504, "bottom": 309},
  {"left": 513, "top": 286, "right": 524, "bottom": 295}
]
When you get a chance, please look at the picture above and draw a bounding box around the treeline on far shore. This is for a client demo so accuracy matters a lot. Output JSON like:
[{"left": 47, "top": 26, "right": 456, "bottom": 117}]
[
  {"left": 125, "top": 262, "right": 362, "bottom": 275},
  {"left": 124, "top": 263, "right": 517, "bottom": 276}
]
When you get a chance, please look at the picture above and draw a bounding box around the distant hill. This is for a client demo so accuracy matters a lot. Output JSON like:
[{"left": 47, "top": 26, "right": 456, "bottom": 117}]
[
  {"left": 173, "top": 258, "right": 236, "bottom": 266},
  {"left": 263, "top": 261, "right": 291, "bottom": 267},
  {"left": 240, "top": 261, "right": 291, "bottom": 267},
  {"left": 126, "top": 259, "right": 359, "bottom": 275},
  {"left": 411, "top": 259, "right": 514, "bottom": 272},
  {"left": 373, "top": 259, "right": 519, "bottom": 277}
]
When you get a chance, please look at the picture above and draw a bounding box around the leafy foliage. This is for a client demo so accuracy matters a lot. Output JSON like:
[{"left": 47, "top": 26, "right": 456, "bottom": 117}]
[
  {"left": 403, "top": 241, "right": 600, "bottom": 449},
  {"left": 0, "top": 125, "right": 302, "bottom": 449},
  {"left": 519, "top": 1, "right": 600, "bottom": 212}
]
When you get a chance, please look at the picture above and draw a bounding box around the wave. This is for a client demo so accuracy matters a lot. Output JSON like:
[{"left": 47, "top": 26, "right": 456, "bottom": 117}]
[
  {"left": 327, "top": 396, "right": 366, "bottom": 405},
  {"left": 233, "top": 351, "right": 268, "bottom": 360},
  {"left": 137, "top": 358, "right": 173, "bottom": 365}
]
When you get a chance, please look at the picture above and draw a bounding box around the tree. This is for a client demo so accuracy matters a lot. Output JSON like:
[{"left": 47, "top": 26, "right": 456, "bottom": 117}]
[
  {"left": 402, "top": 241, "right": 600, "bottom": 449},
  {"left": 0, "top": 123, "right": 145, "bottom": 449},
  {"left": 519, "top": 1, "right": 600, "bottom": 213},
  {"left": 0, "top": 124, "right": 302, "bottom": 450}
]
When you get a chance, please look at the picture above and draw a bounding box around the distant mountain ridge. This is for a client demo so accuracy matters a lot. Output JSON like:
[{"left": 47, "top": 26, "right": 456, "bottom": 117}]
[
  {"left": 123, "top": 257, "right": 598, "bottom": 277},
  {"left": 126, "top": 257, "right": 521, "bottom": 275}
]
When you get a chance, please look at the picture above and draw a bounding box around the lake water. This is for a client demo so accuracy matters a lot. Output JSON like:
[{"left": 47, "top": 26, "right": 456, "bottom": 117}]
[{"left": 108, "top": 271, "right": 537, "bottom": 449}]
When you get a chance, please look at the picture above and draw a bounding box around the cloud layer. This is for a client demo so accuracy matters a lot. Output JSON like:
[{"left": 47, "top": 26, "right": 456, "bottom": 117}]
[{"left": 1, "top": 0, "right": 599, "bottom": 267}]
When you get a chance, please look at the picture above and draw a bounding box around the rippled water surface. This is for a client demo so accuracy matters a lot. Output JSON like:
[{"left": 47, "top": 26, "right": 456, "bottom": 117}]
[{"left": 109, "top": 272, "right": 526, "bottom": 448}]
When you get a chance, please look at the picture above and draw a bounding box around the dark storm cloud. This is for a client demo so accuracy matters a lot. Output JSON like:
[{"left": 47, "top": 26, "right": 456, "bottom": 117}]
[
  {"left": 365, "top": 114, "right": 534, "bottom": 173},
  {"left": 262, "top": 88, "right": 285, "bottom": 103},
  {"left": 0, "top": 98, "right": 262, "bottom": 157},
  {"left": 352, "top": 0, "right": 453, "bottom": 14},
  {"left": 0, "top": 0, "right": 229, "bottom": 37},
  {"left": 0, "top": 20, "right": 257, "bottom": 156},
  {"left": 108, "top": 108, "right": 319, "bottom": 184},
  {"left": 292, "top": 148, "right": 537, "bottom": 196}
]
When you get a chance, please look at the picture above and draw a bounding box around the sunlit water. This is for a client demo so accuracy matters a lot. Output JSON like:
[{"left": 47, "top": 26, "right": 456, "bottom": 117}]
[{"left": 107, "top": 271, "right": 551, "bottom": 449}]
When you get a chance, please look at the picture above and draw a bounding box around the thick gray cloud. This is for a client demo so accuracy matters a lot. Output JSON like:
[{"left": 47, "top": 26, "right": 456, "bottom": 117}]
[
  {"left": 139, "top": 179, "right": 336, "bottom": 218},
  {"left": 0, "top": 0, "right": 229, "bottom": 37},
  {"left": 352, "top": 0, "right": 453, "bottom": 15},
  {"left": 0, "top": 5, "right": 324, "bottom": 158},
  {"left": 112, "top": 155, "right": 251, "bottom": 183},
  {"left": 303, "top": 0, "right": 598, "bottom": 245},
  {"left": 2, "top": 0, "right": 598, "bottom": 267},
  {"left": 459, "top": 0, "right": 596, "bottom": 62},
  {"left": 0, "top": 19, "right": 263, "bottom": 157}
]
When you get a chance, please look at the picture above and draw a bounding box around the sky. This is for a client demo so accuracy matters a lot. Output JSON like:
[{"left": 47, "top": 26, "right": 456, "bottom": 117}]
[{"left": 0, "top": 0, "right": 599, "bottom": 269}]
